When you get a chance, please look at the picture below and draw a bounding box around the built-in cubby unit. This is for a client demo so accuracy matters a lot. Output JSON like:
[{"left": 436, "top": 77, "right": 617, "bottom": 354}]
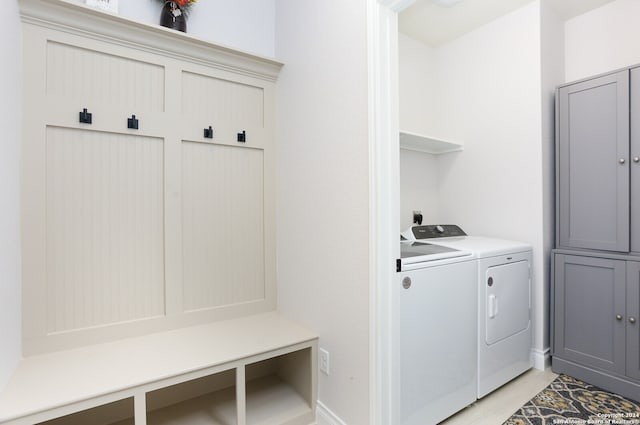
[
  {"left": 146, "top": 370, "right": 237, "bottom": 425},
  {"left": 2, "top": 1, "right": 318, "bottom": 424},
  {"left": 0, "top": 313, "right": 317, "bottom": 425},
  {"left": 245, "top": 349, "right": 314, "bottom": 425},
  {"left": 37, "top": 398, "right": 135, "bottom": 425},
  {"left": 141, "top": 348, "right": 316, "bottom": 425}
]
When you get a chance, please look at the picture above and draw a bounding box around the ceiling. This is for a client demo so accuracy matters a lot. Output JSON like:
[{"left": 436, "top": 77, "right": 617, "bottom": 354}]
[{"left": 399, "top": 0, "right": 616, "bottom": 47}]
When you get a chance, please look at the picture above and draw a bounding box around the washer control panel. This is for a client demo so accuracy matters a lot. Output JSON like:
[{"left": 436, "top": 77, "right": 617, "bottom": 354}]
[{"left": 410, "top": 224, "right": 467, "bottom": 240}]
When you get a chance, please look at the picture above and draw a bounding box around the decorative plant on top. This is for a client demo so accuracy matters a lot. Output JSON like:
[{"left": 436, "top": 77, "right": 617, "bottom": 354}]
[
  {"left": 158, "top": 0, "right": 196, "bottom": 32},
  {"left": 161, "top": 0, "right": 197, "bottom": 19}
]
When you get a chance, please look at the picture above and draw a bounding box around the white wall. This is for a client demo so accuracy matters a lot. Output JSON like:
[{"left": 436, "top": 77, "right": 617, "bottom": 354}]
[
  {"left": 274, "top": 1, "right": 370, "bottom": 424},
  {"left": 0, "top": 0, "right": 23, "bottom": 390},
  {"left": 399, "top": 149, "right": 440, "bottom": 229},
  {"left": 431, "top": 2, "right": 548, "bottom": 355},
  {"left": 565, "top": 0, "right": 640, "bottom": 82},
  {"left": 73, "top": 0, "right": 276, "bottom": 57},
  {"left": 399, "top": 33, "right": 436, "bottom": 138},
  {"left": 398, "top": 34, "right": 440, "bottom": 230}
]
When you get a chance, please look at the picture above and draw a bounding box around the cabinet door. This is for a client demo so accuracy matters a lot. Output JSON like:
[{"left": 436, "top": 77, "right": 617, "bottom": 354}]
[
  {"left": 628, "top": 261, "right": 640, "bottom": 379},
  {"left": 554, "top": 254, "right": 626, "bottom": 375},
  {"left": 631, "top": 68, "right": 640, "bottom": 253},
  {"left": 557, "top": 71, "right": 629, "bottom": 252}
]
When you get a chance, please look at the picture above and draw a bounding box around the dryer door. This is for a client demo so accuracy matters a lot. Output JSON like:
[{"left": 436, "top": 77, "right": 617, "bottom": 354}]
[{"left": 485, "top": 260, "right": 530, "bottom": 345}]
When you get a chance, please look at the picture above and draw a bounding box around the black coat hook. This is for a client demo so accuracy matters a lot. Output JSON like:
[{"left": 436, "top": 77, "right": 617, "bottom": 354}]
[
  {"left": 237, "top": 130, "right": 246, "bottom": 143},
  {"left": 127, "top": 115, "right": 139, "bottom": 130},
  {"left": 79, "top": 108, "right": 92, "bottom": 124},
  {"left": 204, "top": 126, "right": 214, "bottom": 139}
]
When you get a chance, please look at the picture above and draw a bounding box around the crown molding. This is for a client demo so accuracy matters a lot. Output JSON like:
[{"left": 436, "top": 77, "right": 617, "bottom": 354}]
[{"left": 18, "top": 0, "right": 283, "bottom": 82}]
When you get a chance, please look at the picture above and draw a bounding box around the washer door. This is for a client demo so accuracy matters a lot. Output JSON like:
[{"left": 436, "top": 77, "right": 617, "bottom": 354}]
[
  {"left": 485, "top": 260, "right": 530, "bottom": 345},
  {"left": 398, "top": 260, "right": 477, "bottom": 425}
]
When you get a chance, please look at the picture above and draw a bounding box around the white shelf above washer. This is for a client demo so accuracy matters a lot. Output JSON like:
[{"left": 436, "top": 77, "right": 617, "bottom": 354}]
[{"left": 399, "top": 131, "right": 463, "bottom": 154}]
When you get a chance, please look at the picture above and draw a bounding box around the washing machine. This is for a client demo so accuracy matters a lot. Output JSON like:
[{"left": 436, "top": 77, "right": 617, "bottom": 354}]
[
  {"left": 402, "top": 224, "right": 533, "bottom": 399},
  {"left": 396, "top": 241, "right": 477, "bottom": 424}
]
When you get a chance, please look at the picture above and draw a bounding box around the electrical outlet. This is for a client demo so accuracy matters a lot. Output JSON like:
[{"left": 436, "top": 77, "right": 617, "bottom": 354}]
[
  {"left": 413, "top": 210, "right": 423, "bottom": 225},
  {"left": 319, "top": 348, "right": 330, "bottom": 375}
]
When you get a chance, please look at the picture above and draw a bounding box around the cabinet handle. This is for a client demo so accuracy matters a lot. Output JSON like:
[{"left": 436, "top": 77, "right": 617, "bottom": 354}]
[
  {"left": 616, "top": 314, "right": 623, "bottom": 321},
  {"left": 619, "top": 158, "right": 626, "bottom": 164},
  {"left": 630, "top": 317, "right": 637, "bottom": 324},
  {"left": 634, "top": 156, "right": 640, "bottom": 163}
]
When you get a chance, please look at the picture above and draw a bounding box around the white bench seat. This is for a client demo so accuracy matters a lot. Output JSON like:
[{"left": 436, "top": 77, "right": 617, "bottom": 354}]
[{"left": 0, "top": 312, "right": 318, "bottom": 425}]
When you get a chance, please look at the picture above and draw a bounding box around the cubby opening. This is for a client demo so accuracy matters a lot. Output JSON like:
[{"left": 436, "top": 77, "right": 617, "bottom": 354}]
[
  {"left": 245, "top": 348, "right": 313, "bottom": 425},
  {"left": 37, "top": 397, "right": 134, "bottom": 425},
  {"left": 146, "top": 368, "right": 237, "bottom": 425}
]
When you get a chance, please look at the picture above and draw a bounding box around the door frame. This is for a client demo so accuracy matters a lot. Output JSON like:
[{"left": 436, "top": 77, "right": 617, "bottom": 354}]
[{"left": 367, "top": 1, "right": 413, "bottom": 423}]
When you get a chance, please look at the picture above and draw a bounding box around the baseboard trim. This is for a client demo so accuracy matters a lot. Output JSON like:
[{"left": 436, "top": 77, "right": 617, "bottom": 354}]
[
  {"left": 315, "top": 349, "right": 550, "bottom": 425},
  {"left": 316, "top": 400, "right": 348, "bottom": 425},
  {"left": 531, "top": 347, "right": 551, "bottom": 371}
]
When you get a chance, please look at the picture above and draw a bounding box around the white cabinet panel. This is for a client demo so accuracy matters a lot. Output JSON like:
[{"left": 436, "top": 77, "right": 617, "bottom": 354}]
[
  {"left": 181, "top": 141, "right": 265, "bottom": 311},
  {"left": 181, "top": 71, "right": 264, "bottom": 143},
  {"left": 20, "top": 0, "right": 280, "bottom": 354},
  {"left": 45, "top": 127, "right": 165, "bottom": 333},
  {"left": 46, "top": 41, "right": 165, "bottom": 112}
]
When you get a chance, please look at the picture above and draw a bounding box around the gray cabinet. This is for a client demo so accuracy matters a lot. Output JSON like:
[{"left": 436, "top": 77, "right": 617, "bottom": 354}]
[
  {"left": 553, "top": 253, "right": 640, "bottom": 400},
  {"left": 553, "top": 254, "right": 626, "bottom": 375},
  {"left": 557, "top": 71, "right": 629, "bottom": 252},
  {"left": 628, "top": 261, "right": 640, "bottom": 380},
  {"left": 553, "top": 65, "right": 640, "bottom": 402},
  {"left": 630, "top": 68, "right": 640, "bottom": 253}
]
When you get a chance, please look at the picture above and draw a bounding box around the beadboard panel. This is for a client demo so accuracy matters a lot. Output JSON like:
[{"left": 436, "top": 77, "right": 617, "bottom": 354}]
[
  {"left": 20, "top": 0, "right": 280, "bottom": 355},
  {"left": 46, "top": 41, "right": 165, "bottom": 113},
  {"left": 181, "top": 141, "right": 265, "bottom": 312},
  {"left": 181, "top": 71, "right": 264, "bottom": 143},
  {"left": 45, "top": 127, "right": 165, "bottom": 333}
]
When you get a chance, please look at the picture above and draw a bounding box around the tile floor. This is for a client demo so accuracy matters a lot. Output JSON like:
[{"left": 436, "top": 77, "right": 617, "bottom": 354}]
[{"left": 440, "top": 368, "right": 558, "bottom": 425}]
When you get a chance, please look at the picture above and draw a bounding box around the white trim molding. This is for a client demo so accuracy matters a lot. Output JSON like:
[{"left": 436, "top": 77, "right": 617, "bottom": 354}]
[
  {"left": 367, "top": 0, "right": 402, "bottom": 424},
  {"left": 531, "top": 347, "right": 551, "bottom": 371},
  {"left": 18, "top": 0, "right": 282, "bottom": 82}
]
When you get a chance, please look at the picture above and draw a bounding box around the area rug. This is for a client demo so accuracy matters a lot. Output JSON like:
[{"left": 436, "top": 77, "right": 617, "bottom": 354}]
[{"left": 503, "top": 374, "right": 640, "bottom": 425}]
